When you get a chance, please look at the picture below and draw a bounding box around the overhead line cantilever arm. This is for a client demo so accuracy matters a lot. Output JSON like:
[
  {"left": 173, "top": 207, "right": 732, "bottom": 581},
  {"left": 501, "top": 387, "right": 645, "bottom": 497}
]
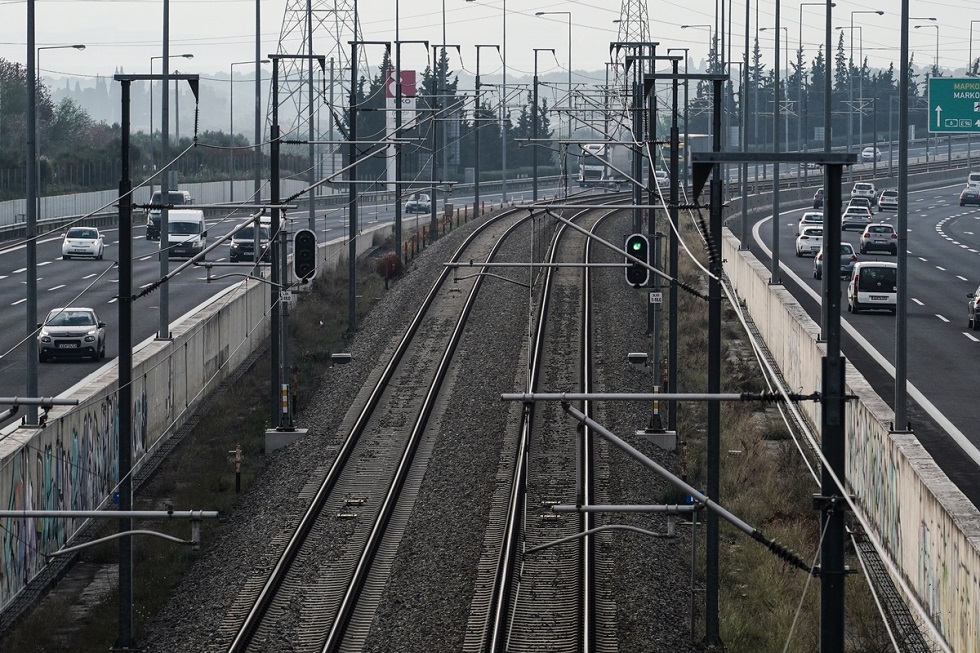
[
  {"left": 540, "top": 208, "right": 709, "bottom": 299},
  {"left": 559, "top": 403, "right": 814, "bottom": 574}
]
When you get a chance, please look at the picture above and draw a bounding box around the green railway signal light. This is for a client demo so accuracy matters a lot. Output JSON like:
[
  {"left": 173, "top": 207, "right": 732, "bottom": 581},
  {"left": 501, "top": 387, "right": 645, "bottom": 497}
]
[{"left": 625, "top": 233, "right": 650, "bottom": 287}]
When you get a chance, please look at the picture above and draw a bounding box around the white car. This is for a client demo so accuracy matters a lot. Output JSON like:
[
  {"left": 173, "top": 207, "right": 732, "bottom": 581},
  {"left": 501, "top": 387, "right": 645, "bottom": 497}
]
[
  {"left": 61, "top": 227, "right": 105, "bottom": 260},
  {"left": 851, "top": 181, "right": 878, "bottom": 206},
  {"left": 860, "top": 147, "right": 881, "bottom": 162},
  {"left": 795, "top": 226, "right": 823, "bottom": 257},
  {"left": 798, "top": 211, "right": 823, "bottom": 235},
  {"left": 878, "top": 189, "right": 898, "bottom": 212}
]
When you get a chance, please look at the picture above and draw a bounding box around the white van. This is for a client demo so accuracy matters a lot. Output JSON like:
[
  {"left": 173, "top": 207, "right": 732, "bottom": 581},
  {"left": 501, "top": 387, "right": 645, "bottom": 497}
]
[
  {"left": 165, "top": 209, "right": 207, "bottom": 259},
  {"left": 967, "top": 171, "right": 980, "bottom": 187},
  {"left": 847, "top": 261, "right": 897, "bottom": 315},
  {"left": 146, "top": 190, "right": 193, "bottom": 240}
]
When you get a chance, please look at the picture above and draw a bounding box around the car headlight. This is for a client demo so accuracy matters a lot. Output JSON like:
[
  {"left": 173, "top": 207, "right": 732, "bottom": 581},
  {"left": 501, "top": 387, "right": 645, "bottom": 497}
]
[
  {"left": 230, "top": 242, "right": 240, "bottom": 250},
  {"left": 39, "top": 331, "right": 52, "bottom": 343}
]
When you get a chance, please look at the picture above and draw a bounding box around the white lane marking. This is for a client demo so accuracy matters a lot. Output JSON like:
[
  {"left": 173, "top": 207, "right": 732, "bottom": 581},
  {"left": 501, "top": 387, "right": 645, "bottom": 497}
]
[
  {"left": 12, "top": 298, "right": 25, "bottom": 305},
  {"left": 12, "top": 267, "right": 26, "bottom": 274},
  {"left": 48, "top": 285, "right": 66, "bottom": 291},
  {"left": 965, "top": 332, "right": 980, "bottom": 342},
  {"left": 936, "top": 266, "right": 947, "bottom": 271},
  {"left": 911, "top": 298, "right": 924, "bottom": 306},
  {"left": 754, "top": 209, "right": 980, "bottom": 467},
  {"left": 936, "top": 314, "right": 950, "bottom": 323},
  {"left": 958, "top": 275, "right": 969, "bottom": 281},
  {"left": 38, "top": 261, "right": 52, "bottom": 266},
  {"left": 83, "top": 273, "right": 97, "bottom": 279}
]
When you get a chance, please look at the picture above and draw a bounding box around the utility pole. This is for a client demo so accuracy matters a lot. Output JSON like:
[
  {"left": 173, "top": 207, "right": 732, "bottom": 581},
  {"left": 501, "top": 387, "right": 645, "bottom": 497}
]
[
  {"left": 429, "top": 44, "right": 460, "bottom": 237},
  {"left": 532, "top": 47, "right": 555, "bottom": 202},
  {"left": 114, "top": 70, "right": 199, "bottom": 653},
  {"left": 474, "top": 45, "right": 501, "bottom": 212}
]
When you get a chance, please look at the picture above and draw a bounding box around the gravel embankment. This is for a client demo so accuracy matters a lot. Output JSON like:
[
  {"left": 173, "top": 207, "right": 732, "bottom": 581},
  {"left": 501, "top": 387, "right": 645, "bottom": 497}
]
[{"left": 139, "top": 209, "right": 705, "bottom": 652}]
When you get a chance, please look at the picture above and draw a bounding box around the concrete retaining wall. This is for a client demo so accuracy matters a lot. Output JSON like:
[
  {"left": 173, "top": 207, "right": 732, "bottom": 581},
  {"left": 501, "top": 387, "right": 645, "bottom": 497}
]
[
  {"left": 722, "top": 228, "right": 980, "bottom": 652},
  {"left": 0, "top": 214, "right": 406, "bottom": 612}
]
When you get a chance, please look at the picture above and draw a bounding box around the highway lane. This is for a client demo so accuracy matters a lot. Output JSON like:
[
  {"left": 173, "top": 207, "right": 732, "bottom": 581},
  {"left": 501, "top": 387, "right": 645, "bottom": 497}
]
[
  {"left": 0, "top": 214, "right": 262, "bottom": 407},
  {"left": 745, "top": 182, "right": 980, "bottom": 504},
  {"left": 0, "top": 181, "right": 564, "bottom": 416}
]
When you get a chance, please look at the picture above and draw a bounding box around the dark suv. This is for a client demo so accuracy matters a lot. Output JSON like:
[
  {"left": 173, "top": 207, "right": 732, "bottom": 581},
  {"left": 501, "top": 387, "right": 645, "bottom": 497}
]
[
  {"left": 229, "top": 225, "right": 271, "bottom": 262},
  {"left": 813, "top": 187, "right": 844, "bottom": 210}
]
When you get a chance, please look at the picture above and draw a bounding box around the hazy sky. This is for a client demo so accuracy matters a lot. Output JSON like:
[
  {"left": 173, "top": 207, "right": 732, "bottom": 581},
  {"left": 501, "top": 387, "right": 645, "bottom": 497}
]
[{"left": 0, "top": 0, "right": 975, "bottom": 87}]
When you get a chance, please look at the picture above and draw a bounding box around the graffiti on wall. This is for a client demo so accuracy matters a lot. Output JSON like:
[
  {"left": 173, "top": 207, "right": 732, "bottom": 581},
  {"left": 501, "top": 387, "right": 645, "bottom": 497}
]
[
  {"left": 0, "top": 393, "right": 119, "bottom": 607},
  {"left": 848, "top": 401, "right": 980, "bottom": 650}
]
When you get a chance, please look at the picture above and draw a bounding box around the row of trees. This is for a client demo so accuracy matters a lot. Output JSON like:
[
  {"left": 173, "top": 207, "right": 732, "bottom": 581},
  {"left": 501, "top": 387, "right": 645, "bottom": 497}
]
[
  {"left": 339, "top": 48, "right": 555, "bottom": 191},
  {"left": 0, "top": 53, "right": 556, "bottom": 201},
  {"left": 686, "top": 31, "right": 974, "bottom": 149}
]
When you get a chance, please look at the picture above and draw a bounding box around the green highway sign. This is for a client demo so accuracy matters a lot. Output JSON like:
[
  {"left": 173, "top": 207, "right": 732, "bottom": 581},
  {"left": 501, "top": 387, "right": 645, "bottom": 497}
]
[{"left": 928, "top": 78, "right": 980, "bottom": 133}]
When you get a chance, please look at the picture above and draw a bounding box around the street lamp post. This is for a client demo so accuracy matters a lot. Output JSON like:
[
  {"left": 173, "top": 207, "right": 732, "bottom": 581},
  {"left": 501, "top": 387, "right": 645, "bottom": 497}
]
[
  {"left": 666, "top": 48, "right": 689, "bottom": 190},
  {"left": 971, "top": 20, "right": 980, "bottom": 76},
  {"left": 36, "top": 45, "right": 85, "bottom": 208},
  {"left": 532, "top": 47, "right": 555, "bottom": 202},
  {"left": 761, "top": 26, "right": 789, "bottom": 160},
  {"left": 969, "top": 20, "right": 980, "bottom": 165},
  {"left": 466, "top": 0, "right": 507, "bottom": 203},
  {"left": 229, "top": 59, "right": 268, "bottom": 203},
  {"left": 914, "top": 23, "right": 940, "bottom": 71},
  {"left": 848, "top": 11, "right": 884, "bottom": 155},
  {"left": 681, "top": 24, "right": 715, "bottom": 70},
  {"left": 535, "top": 11, "right": 571, "bottom": 196},
  {"left": 474, "top": 44, "right": 500, "bottom": 211},
  {"left": 27, "top": 42, "right": 84, "bottom": 426},
  {"left": 150, "top": 53, "right": 193, "bottom": 192},
  {"left": 915, "top": 24, "right": 940, "bottom": 164},
  {"left": 799, "top": 3, "right": 835, "bottom": 164}
]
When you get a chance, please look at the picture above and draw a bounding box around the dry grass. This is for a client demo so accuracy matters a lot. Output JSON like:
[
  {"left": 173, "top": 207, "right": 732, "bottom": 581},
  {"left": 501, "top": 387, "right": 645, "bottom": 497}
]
[{"left": 673, "top": 218, "right": 889, "bottom": 651}]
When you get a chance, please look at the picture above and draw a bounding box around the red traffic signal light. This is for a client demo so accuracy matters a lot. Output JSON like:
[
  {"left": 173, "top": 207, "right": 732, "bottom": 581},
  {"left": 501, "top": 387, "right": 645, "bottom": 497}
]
[
  {"left": 625, "top": 233, "right": 650, "bottom": 287},
  {"left": 293, "top": 229, "right": 317, "bottom": 281}
]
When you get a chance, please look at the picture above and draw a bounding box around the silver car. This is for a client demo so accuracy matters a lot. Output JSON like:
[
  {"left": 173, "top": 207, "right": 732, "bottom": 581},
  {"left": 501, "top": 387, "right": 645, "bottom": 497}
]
[
  {"left": 878, "top": 189, "right": 898, "bottom": 212},
  {"left": 842, "top": 206, "right": 873, "bottom": 231},
  {"left": 813, "top": 242, "right": 858, "bottom": 280},
  {"left": 403, "top": 193, "right": 431, "bottom": 214},
  {"left": 37, "top": 307, "right": 107, "bottom": 362}
]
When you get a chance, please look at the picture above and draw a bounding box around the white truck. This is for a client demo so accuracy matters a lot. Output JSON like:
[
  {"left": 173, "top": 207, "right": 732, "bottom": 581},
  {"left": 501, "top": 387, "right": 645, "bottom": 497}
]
[{"left": 577, "top": 143, "right": 634, "bottom": 189}]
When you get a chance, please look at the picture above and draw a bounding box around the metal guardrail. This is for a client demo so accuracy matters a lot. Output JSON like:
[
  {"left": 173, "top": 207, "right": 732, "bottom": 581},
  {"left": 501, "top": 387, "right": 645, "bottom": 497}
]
[{"left": 0, "top": 175, "right": 554, "bottom": 243}]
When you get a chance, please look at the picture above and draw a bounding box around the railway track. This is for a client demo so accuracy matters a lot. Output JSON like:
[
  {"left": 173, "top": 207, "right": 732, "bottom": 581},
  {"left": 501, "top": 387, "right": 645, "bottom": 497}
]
[
  {"left": 475, "top": 204, "right": 607, "bottom": 652},
  {"left": 218, "top": 194, "right": 641, "bottom": 652},
  {"left": 222, "top": 207, "right": 540, "bottom": 651}
]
